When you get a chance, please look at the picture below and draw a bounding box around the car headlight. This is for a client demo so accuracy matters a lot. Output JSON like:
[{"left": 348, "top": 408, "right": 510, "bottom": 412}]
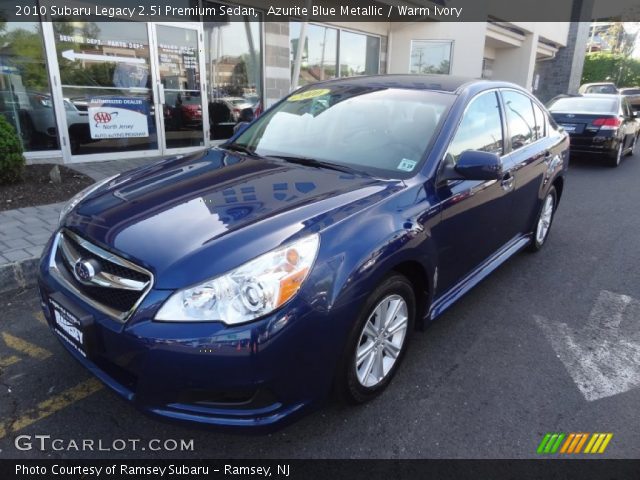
[
  {"left": 155, "top": 234, "right": 320, "bottom": 324},
  {"left": 58, "top": 174, "right": 119, "bottom": 226}
]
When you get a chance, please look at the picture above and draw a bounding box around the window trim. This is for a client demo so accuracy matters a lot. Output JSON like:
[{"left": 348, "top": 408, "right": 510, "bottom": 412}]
[
  {"left": 408, "top": 39, "right": 454, "bottom": 75},
  {"left": 498, "top": 88, "right": 551, "bottom": 154},
  {"left": 442, "top": 88, "right": 507, "bottom": 163},
  {"left": 499, "top": 88, "right": 539, "bottom": 152}
]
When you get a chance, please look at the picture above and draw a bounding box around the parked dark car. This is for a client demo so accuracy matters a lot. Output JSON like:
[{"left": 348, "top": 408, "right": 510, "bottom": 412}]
[
  {"left": 619, "top": 87, "right": 640, "bottom": 111},
  {"left": 548, "top": 94, "right": 639, "bottom": 167},
  {"left": 38, "top": 75, "right": 568, "bottom": 431}
]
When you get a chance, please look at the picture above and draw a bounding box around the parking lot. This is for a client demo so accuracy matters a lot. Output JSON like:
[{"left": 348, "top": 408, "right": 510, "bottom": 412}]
[{"left": 1, "top": 151, "right": 640, "bottom": 459}]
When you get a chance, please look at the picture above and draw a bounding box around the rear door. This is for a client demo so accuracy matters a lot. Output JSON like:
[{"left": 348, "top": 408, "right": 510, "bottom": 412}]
[
  {"left": 621, "top": 98, "right": 637, "bottom": 149},
  {"left": 499, "top": 89, "right": 556, "bottom": 236}
]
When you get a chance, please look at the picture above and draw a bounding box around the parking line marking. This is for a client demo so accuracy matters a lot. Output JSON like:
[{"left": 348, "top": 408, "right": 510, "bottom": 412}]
[
  {"left": 34, "top": 311, "right": 46, "bottom": 325},
  {"left": 0, "top": 355, "right": 20, "bottom": 368},
  {"left": 0, "top": 378, "right": 103, "bottom": 440},
  {"left": 1, "top": 332, "right": 52, "bottom": 360}
]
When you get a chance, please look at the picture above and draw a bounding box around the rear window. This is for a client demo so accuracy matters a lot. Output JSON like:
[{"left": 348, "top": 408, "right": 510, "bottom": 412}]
[
  {"left": 548, "top": 97, "right": 618, "bottom": 114},
  {"left": 622, "top": 89, "right": 640, "bottom": 95}
]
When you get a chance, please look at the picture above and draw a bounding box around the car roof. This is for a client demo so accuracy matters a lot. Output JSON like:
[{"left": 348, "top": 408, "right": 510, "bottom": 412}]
[
  {"left": 581, "top": 82, "right": 616, "bottom": 87},
  {"left": 305, "top": 74, "right": 522, "bottom": 95},
  {"left": 581, "top": 93, "right": 621, "bottom": 98},
  {"left": 552, "top": 94, "right": 621, "bottom": 101}
]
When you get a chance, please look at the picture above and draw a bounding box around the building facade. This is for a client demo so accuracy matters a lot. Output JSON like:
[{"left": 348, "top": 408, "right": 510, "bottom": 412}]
[{"left": 0, "top": 4, "right": 579, "bottom": 167}]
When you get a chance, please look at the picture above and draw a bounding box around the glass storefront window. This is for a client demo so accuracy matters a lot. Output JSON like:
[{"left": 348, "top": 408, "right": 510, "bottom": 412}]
[
  {"left": 339, "top": 31, "right": 380, "bottom": 77},
  {"left": 205, "top": 2, "right": 263, "bottom": 140},
  {"left": 410, "top": 40, "right": 453, "bottom": 74},
  {"left": 290, "top": 25, "right": 380, "bottom": 87},
  {"left": 54, "top": 22, "right": 157, "bottom": 155},
  {"left": 0, "top": 22, "right": 58, "bottom": 152},
  {"left": 290, "top": 22, "right": 338, "bottom": 86}
]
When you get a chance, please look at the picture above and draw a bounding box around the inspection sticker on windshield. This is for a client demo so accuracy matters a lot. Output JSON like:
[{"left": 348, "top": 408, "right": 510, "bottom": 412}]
[
  {"left": 397, "top": 159, "right": 417, "bottom": 172},
  {"left": 288, "top": 89, "right": 330, "bottom": 102}
]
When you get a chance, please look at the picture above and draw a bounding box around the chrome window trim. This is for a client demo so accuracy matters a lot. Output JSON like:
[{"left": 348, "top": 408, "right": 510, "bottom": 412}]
[{"left": 48, "top": 230, "right": 155, "bottom": 323}]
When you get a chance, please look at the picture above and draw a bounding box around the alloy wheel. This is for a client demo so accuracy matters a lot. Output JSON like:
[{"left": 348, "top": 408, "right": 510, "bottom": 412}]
[
  {"left": 355, "top": 294, "right": 408, "bottom": 388},
  {"left": 535, "top": 193, "right": 554, "bottom": 245},
  {"left": 615, "top": 142, "right": 623, "bottom": 166}
]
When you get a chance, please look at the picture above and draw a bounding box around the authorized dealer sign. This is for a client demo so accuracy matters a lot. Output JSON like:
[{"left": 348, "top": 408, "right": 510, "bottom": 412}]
[{"left": 15, "top": 463, "right": 290, "bottom": 477}]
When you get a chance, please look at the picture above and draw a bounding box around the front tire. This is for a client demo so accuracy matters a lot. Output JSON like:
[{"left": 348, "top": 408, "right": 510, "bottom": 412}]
[
  {"left": 337, "top": 274, "right": 416, "bottom": 404},
  {"left": 528, "top": 186, "right": 557, "bottom": 252}
]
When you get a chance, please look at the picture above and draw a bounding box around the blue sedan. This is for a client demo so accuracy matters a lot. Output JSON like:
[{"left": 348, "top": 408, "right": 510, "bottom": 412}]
[{"left": 38, "top": 75, "right": 569, "bottom": 430}]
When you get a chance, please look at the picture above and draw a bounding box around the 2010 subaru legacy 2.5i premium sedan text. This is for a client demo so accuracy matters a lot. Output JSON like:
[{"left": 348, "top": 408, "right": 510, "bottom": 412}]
[{"left": 38, "top": 75, "right": 569, "bottom": 431}]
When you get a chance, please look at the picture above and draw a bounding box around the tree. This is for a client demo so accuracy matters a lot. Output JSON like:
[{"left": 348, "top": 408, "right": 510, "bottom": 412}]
[
  {"left": 582, "top": 52, "right": 640, "bottom": 87},
  {"left": 0, "top": 114, "right": 25, "bottom": 184}
]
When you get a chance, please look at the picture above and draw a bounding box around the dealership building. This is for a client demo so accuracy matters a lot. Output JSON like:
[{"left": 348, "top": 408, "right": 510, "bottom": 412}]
[{"left": 0, "top": 1, "right": 590, "bottom": 166}]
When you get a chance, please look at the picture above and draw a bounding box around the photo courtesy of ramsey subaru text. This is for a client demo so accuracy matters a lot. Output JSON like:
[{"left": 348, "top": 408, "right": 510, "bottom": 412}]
[{"left": 38, "top": 75, "right": 569, "bottom": 431}]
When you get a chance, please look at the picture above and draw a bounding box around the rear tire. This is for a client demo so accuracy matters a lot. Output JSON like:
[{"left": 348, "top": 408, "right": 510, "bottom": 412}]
[
  {"left": 337, "top": 274, "right": 416, "bottom": 404},
  {"left": 528, "top": 186, "right": 557, "bottom": 252},
  {"left": 625, "top": 134, "right": 638, "bottom": 157},
  {"left": 608, "top": 141, "right": 623, "bottom": 167}
]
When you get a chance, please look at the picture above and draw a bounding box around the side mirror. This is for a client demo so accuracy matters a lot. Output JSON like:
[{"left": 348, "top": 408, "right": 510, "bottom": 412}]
[{"left": 451, "top": 150, "right": 502, "bottom": 181}]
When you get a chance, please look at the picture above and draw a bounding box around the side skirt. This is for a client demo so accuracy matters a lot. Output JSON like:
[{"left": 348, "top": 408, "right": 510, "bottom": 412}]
[{"left": 426, "top": 234, "right": 532, "bottom": 322}]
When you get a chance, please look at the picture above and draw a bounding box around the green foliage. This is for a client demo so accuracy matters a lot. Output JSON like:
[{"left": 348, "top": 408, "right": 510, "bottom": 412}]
[
  {"left": 0, "top": 25, "right": 50, "bottom": 92},
  {"left": 0, "top": 115, "right": 25, "bottom": 184},
  {"left": 582, "top": 52, "right": 640, "bottom": 88}
]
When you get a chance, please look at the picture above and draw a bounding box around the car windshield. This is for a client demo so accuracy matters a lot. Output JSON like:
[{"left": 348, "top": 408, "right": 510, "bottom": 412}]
[
  {"left": 621, "top": 89, "right": 640, "bottom": 95},
  {"left": 230, "top": 85, "right": 454, "bottom": 178},
  {"left": 548, "top": 97, "right": 618, "bottom": 114}
]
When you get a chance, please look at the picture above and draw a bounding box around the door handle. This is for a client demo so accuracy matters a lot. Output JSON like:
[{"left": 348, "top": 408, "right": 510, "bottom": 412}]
[{"left": 501, "top": 173, "right": 514, "bottom": 192}]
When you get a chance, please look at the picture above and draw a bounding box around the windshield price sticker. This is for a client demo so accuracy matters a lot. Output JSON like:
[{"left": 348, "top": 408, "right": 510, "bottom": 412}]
[{"left": 288, "top": 89, "right": 331, "bottom": 102}]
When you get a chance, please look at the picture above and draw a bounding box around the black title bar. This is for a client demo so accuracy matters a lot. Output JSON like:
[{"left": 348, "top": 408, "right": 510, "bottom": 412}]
[
  {"left": 2, "top": 0, "right": 640, "bottom": 22},
  {"left": 2, "top": 459, "right": 640, "bottom": 480}
]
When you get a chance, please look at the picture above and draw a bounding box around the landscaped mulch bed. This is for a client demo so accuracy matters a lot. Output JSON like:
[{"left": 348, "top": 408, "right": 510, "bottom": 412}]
[{"left": 0, "top": 164, "right": 94, "bottom": 212}]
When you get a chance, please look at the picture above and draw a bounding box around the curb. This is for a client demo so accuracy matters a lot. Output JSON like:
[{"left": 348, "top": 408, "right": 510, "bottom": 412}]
[{"left": 0, "top": 257, "right": 40, "bottom": 295}]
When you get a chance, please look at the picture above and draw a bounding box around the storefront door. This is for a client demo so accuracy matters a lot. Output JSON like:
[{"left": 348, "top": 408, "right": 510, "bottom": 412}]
[
  {"left": 47, "top": 21, "right": 207, "bottom": 163},
  {"left": 151, "top": 23, "right": 208, "bottom": 154}
]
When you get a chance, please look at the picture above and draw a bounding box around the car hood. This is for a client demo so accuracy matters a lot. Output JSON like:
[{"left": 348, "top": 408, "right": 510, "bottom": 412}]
[{"left": 65, "top": 148, "right": 400, "bottom": 289}]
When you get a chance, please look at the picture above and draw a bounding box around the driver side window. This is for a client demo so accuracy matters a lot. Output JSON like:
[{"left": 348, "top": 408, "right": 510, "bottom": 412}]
[{"left": 447, "top": 91, "right": 504, "bottom": 164}]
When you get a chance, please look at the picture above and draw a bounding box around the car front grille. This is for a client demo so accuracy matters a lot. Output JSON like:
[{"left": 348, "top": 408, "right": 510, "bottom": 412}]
[{"left": 50, "top": 229, "right": 153, "bottom": 322}]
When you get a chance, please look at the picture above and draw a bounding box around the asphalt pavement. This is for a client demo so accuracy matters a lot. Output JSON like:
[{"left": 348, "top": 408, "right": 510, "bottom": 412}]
[{"left": 1, "top": 149, "right": 639, "bottom": 459}]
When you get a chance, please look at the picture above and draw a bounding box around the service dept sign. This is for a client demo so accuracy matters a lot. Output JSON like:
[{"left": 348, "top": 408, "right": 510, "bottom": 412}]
[{"left": 88, "top": 97, "right": 149, "bottom": 139}]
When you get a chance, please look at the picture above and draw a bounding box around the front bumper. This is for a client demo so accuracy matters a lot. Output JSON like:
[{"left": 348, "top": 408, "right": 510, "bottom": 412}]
[{"left": 37, "top": 233, "right": 352, "bottom": 431}]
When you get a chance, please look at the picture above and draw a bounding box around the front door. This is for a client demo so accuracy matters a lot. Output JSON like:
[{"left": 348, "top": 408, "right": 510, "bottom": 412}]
[
  {"left": 432, "top": 90, "right": 513, "bottom": 295},
  {"left": 151, "top": 23, "right": 208, "bottom": 154}
]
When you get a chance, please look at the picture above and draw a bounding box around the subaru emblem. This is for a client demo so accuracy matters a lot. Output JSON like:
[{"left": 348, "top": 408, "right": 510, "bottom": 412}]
[{"left": 73, "top": 259, "right": 96, "bottom": 282}]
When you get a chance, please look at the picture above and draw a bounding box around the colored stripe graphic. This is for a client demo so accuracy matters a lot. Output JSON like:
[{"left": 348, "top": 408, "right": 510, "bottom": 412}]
[
  {"left": 539, "top": 433, "right": 613, "bottom": 454},
  {"left": 537, "top": 433, "right": 565, "bottom": 454}
]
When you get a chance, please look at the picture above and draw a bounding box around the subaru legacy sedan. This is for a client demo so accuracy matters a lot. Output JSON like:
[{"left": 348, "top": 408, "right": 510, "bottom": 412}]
[
  {"left": 38, "top": 75, "right": 568, "bottom": 430},
  {"left": 548, "top": 94, "right": 638, "bottom": 167}
]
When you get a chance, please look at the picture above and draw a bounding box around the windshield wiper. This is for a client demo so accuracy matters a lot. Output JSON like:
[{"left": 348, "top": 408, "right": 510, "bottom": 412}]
[
  {"left": 222, "top": 144, "right": 258, "bottom": 157},
  {"left": 268, "top": 155, "right": 368, "bottom": 176}
]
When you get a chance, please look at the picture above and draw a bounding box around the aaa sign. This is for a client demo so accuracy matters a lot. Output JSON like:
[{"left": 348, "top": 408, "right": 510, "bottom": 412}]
[{"left": 88, "top": 97, "right": 149, "bottom": 139}]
